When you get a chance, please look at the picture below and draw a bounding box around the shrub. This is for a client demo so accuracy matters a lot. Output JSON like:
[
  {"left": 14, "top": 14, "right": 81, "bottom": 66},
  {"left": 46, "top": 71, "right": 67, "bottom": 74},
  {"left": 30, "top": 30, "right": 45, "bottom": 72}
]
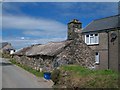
[
  {"left": 54, "top": 65, "right": 119, "bottom": 88},
  {"left": 51, "top": 69, "right": 60, "bottom": 85}
]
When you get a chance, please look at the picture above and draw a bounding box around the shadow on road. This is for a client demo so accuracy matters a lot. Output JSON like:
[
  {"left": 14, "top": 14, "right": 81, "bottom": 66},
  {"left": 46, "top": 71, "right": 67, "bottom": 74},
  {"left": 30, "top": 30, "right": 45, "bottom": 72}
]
[{"left": 0, "top": 62, "right": 13, "bottom": 66}]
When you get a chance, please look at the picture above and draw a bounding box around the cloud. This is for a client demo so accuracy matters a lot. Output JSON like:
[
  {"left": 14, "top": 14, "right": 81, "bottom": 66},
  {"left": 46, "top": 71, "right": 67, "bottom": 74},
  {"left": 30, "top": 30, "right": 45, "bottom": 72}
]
[
  {"left": 3, "top": 15, "right": 67, "bottom": 30},
  {"left": 2, "top": 2, "right": 118, "bottom": 49},
  {"left": 3, "top": 37, "right": 66, "bottom": 49},
  {"left": 2, "top": 2, "right": 24, "bottom": 15},
  {"left": 20, "top": 37, "right": 25, "bottom": 40},
  {"left": 2, "top": 14, "right": 67, "bottom": 37},
  {"left": 23, "top": 29, "right": 67, "bottom": 38}
]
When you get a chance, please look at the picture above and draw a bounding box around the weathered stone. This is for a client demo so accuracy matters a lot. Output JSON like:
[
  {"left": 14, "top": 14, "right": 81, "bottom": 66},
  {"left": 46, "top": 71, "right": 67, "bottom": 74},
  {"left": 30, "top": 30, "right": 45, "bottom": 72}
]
[{"left": 13, "top": 19, "right": 95, "bottom": 72}]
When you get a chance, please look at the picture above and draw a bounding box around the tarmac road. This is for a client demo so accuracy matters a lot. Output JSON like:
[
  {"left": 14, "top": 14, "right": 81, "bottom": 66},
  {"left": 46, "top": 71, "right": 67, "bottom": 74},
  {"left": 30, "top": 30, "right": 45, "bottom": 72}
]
[{"left": 1, "top": 58, "right": 53, "bottom": 88}]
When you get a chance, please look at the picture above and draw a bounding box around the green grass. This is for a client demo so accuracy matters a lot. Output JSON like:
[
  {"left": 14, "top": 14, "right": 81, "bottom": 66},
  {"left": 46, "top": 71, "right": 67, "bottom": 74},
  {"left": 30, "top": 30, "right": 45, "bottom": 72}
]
[
  {"left": 9, "top": 59, "right": 44, "bottom": 77},
  {"left": 57, "top": 65, "right": 119, "bottom": 88},
  {"left": 61, "top": 65, "right": 93, "bottom": 76},
  {"left": 61, "top": 65, "right": 118, "bottom": 76},
  {"left": 8, "top": 59, "right": 119, "bottom": 88}
]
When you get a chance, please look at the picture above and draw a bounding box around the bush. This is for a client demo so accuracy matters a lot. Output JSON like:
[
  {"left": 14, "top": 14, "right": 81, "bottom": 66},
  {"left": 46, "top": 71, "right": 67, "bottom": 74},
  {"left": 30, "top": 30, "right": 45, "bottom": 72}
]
[
  {"left": 54, "top": 65, "right": 119, "bottom": 88},
  {"left": 2, "top": 53, "right": 11, "bottom": 58},
  {"left": 51, "top": 69, "right": 60, "bottom": 85}
]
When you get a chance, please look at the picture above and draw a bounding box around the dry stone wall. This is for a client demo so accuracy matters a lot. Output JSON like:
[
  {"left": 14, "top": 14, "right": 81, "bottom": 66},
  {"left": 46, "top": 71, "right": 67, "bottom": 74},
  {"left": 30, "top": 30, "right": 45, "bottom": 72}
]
[{"left": 14, "top": 55, "right": 54, "bottom": 72}]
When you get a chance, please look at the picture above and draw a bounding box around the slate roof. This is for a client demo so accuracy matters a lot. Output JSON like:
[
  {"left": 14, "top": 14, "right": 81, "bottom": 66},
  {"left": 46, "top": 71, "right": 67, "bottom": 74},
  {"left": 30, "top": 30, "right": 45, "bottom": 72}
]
[
  {"left": 0, "top": 42, "right": 14, "bottom": 49},
  {"left": 0, "top": 42, "right": 8, "bottom": 49},
  {"left": 14, "top": 46, "right": 32, "bottom": 55},
  {"left": 82, "top": 15, "right": 120, "bottom": 33},
  {"left": 14, "top": 40, "right": 72, "bottom": 56}
]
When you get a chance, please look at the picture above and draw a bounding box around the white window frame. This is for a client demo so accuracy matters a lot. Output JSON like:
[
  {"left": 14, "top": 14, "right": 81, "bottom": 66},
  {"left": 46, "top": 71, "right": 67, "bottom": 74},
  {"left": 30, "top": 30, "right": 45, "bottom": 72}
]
[
  {"left": 95, "top": 52, "right": 100, "bottom": 64},
  {"left": 85, "top": 33, "right": 99, "bottom": 45}
]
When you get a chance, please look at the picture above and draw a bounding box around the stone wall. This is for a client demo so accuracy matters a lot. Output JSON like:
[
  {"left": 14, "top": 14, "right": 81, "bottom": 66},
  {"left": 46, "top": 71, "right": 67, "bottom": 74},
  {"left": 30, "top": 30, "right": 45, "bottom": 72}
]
[
  {"left": 67, "top": 19, "right": 82, "bottom": 40},
  {"left": 14, "top": 34, "right": 95, "bottom": 71},
  {"left": 13, "top": 19, "right": 95, "bottom": 71},
  {"left": 14, "top": 55, "right": 54, "bottom": 72},
  {"left": 56, "top": 31, "right": 95, "bottom": 68}
]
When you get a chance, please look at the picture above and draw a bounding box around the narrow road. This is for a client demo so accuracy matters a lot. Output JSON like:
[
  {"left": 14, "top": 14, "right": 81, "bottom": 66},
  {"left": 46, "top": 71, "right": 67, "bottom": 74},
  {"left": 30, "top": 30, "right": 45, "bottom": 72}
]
[{"left": 1, "top": 58, "right": 53, "bottom": 88}]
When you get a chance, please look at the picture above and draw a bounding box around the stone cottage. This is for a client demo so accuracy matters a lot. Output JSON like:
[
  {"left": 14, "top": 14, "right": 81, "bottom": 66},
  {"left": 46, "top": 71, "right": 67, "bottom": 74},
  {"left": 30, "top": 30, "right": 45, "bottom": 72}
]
[
  {"left": 82, "top": 15, "right": 120, "bottom": 71},
  {"left": 0, "top": 42, "right": 15, "bottom": 54},
  {"left": 14, "top": 19, "right": 95, "bottom": 71},
  {"left": 14, "top": 15, "right": 120, "bottom": 72}
]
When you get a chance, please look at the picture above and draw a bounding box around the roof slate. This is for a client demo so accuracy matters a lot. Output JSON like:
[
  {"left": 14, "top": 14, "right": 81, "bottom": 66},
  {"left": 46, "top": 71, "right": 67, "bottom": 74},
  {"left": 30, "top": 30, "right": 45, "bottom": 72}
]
[
  {"left": 0, "top": 42, "right": 8, "bottom": 49},
  {"left": 82, "top": 15, "right": 120, "bottom": 33},
  {"left": 14, "top": 40, "right": 72, "bottom": 56},
  {"left": 0, "top": 42, "right": 14, "bottom": 49}
]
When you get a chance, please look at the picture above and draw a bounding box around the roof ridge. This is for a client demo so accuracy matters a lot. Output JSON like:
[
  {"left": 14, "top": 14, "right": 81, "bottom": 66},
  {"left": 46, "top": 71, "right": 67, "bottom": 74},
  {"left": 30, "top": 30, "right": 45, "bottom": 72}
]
[
  {"left": 82, "top": 20, "right": 94, "bottom": 30},
  {"left": 94, "top": 14, "right": 120, "bottom": 21},
  {"left": 48, "top": 40, "right": 68, "bottom": 43}
]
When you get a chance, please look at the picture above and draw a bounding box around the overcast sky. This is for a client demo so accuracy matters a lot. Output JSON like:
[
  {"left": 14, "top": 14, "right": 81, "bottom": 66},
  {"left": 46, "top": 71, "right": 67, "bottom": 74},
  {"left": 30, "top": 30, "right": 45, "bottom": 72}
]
[{"left": 2, "top": 2, "right": 118, "bottom": 49}]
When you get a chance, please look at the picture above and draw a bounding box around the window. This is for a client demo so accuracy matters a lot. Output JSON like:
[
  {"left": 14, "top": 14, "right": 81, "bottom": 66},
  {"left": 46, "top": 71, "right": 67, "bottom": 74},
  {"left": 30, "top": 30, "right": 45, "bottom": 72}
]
[
  {"left": 95, "top": 34, "right": 99, "bottom": 44},
  {"left": 86, "top": 35, "right": 89, "bottom": 44},
  {"left": 90, "top": 35, "right": 94, "bottom": 43},
  {"left": 90, "top": 34, "right": 93, "bottom": 36},
  {"left": 85, "top": 33, "right": 99, "bottom": 45},
  {"left": 95, "top": 52, "right": 99, "bottom": 64}
]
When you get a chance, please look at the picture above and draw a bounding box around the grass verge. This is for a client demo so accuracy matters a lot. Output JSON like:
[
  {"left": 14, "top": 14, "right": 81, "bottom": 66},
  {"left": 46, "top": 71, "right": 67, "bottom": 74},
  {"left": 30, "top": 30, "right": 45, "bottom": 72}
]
[
  {"left": 53, "top": 65, "right": 119, "bottom": 88},
  {"left": 9, "top": 59, "right": 44, "bottom": 77}
]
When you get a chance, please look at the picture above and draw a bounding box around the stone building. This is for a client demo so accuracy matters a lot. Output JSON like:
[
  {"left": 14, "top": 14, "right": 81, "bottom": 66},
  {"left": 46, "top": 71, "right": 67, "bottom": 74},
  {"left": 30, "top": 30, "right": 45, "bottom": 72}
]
[
  {"left": 14, "top": 15, "right": 120, "bottom": 72},
  {"left": 0, "top": 42, "right": 15, "bottom": 54},
  {"left": 82, "top": 15, "right": 120, "bottom": 71},
  {"left": 14, "top": 19, "right": 95, "bottom": 71}
]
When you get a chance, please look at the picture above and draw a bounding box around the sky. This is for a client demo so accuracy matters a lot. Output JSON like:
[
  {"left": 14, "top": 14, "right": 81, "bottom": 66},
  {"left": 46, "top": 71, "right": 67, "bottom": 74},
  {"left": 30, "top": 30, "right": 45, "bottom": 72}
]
[{"left": 2, "top": 2, "right": 118, "bottom": 50}]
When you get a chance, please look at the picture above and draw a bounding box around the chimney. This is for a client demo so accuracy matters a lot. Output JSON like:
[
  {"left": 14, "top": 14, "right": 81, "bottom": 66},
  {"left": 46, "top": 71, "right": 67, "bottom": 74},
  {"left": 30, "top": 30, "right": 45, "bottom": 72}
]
[{"left": 67, "top": 19, "right": 82, "bottom": 40}]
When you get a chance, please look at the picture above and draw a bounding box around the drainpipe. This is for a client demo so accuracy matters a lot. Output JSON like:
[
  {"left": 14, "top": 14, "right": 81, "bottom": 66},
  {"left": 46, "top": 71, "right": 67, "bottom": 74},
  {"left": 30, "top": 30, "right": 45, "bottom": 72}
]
[
  {"left": 108, "top": 31, "right": 110, "bottom": 69},
  {"left": 117, "top": 28, "right": 119, "bottom": 72},
  {"left": 106, "top": 30, "right": 109, "bottom": 69}
]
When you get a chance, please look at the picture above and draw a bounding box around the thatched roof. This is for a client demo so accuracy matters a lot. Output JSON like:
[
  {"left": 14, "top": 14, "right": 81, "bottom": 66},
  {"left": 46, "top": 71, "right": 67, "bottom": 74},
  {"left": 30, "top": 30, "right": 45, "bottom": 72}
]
[{"left": 15, "top": 40, "right": 72, "bottom": 56}]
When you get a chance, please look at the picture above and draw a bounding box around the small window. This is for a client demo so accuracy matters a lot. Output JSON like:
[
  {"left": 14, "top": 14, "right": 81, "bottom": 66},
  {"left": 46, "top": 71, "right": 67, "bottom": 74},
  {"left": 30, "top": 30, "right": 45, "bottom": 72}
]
[
  {"left": 90, "top": 34, "right": 93, "bottom": 36},
  {"left": 95, "top": 34, "right": 98, "bottom": 36},
  {"left": 86, "top": 35, "right": 89, "bottom": 37},
  {"left": 96, "top": 52, "right": 98, "bottom": 55},
  {"left": 85, "top": 35, "right": 89, "bottom": 44},
  {"left": 95, "top": 52, "right": 99, "bottom": 64}
]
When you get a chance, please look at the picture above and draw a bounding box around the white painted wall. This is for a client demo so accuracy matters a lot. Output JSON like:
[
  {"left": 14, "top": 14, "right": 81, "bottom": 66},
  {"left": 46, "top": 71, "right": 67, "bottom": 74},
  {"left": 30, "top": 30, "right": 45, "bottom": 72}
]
[{"left": 10, "top": 50, "right": 15, "bottom": 55}]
